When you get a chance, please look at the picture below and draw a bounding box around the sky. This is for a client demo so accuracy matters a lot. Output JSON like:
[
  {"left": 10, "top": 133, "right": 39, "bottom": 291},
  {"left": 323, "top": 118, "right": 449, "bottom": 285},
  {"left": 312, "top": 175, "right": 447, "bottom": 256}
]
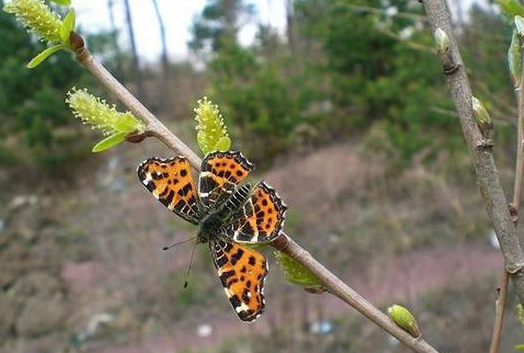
[
  {"left": 74, "top": 0, "right": 485, "bottom": 63},
  {"left": 75, "top": 0, "right": 287, "bottom": 62}
]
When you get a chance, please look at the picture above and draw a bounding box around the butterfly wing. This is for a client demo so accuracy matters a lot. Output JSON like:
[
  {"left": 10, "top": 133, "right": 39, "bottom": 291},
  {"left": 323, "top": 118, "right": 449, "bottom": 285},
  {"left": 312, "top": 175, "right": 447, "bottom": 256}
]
[
  {"left": 230, "top": 182, "right": 287, "bottom": 243},
  {"left": 210, "top": 239, "right": 268, "bottom": 322},
  {"left": 198, "top": 151, "right": 254, "bottom": 210},
  {"left": 137, "top": 157, "right": 202, "bottom": 224}
]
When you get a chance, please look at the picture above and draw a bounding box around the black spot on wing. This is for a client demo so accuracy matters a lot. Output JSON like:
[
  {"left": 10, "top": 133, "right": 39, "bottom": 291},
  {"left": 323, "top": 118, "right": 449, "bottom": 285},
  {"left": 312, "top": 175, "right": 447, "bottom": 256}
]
[
  {"left": 216, "top": 255, "right": 227, "bottom": 267},
  {"left": 229, "top": 294, "right": 241, "bottom": 308},
  {"left": 178, "top": 183, "right": 192, "bottom": 197},
  {"left": 163, "top": 190, "right": 175, "bottom": 206},
  {"left": 230, "top": 248, "right": 244, "bottom": 266}
]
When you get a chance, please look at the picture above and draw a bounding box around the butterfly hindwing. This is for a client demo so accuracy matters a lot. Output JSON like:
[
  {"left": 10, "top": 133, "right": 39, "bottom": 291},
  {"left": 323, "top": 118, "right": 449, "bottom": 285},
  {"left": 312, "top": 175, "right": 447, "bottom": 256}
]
[
  {"left": 137, "top": 157, "right": 202, "bottom": 224},
  {"left": 199, "top": 151, "right": 254, "bottom": 210},
  {"left": 231, "top": 182, "right": 287, "bottom": 243},
  {"left": 210, "top": 239, "right": 267, "bottom": 322}
]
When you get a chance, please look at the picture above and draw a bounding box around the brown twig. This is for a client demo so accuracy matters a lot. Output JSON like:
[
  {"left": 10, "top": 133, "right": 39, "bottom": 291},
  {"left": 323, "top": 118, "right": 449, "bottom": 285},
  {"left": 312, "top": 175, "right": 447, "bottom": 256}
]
[
  {"left": 422, "top": 0, "right": 524, "bottom": 305},
  {"left": 69, "top": 33, "right": 442, "bottom": 353},
  {"left": 488, "top": 24, "right": 524, "bottom": 353},
  {"left": 489, "top": 271, "right": 510, "bottom": 353}
]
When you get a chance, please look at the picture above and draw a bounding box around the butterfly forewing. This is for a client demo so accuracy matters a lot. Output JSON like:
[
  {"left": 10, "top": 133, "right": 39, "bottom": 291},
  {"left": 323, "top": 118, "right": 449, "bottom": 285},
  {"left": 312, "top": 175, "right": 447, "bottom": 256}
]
[
  {"left": 210, "top": 239, "right": 268, "bottom": 322},
  {"left": 231, "top": 182, "right": 287, "bottom": 243},
  {"left": 137, "top": 157, "right": 202, "bottom": 224},
  {"left": 198, "top": 151, "right": 254, "bottom": 210}
]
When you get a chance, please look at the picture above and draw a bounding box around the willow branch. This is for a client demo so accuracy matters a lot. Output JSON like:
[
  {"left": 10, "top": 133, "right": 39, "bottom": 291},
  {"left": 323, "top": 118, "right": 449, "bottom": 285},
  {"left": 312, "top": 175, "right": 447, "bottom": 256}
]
[
  {"left": 489, "top": 30, "right": 524, "bottom": 353},
  {"left": 422, "top": 0, "right": 524, "bottom": 304},
  {"left": 489, "top": 271, "right": 510, "bottom": 353},
  {"left": 69, "top": 33, "right": 441, "bottom": 353}
]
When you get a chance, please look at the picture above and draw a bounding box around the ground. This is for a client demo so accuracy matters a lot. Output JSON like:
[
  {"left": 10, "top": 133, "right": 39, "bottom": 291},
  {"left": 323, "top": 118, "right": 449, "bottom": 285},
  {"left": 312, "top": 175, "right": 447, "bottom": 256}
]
[{"left": 0, "top": 133, "right": 521, "bottom": 353}]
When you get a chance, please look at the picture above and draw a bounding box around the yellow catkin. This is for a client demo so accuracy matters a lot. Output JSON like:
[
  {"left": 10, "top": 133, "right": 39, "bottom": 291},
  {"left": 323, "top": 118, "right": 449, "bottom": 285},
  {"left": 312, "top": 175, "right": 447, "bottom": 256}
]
[{"left": 4, "top": 0, "right": 62, "bottom": 43}]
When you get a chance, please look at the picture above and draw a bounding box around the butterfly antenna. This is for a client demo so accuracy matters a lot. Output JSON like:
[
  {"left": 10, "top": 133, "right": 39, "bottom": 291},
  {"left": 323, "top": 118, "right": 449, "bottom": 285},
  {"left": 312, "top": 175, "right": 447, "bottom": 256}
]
[
  {"left": 184, "top": 240, "right": 198, "bottom": 289},
  {"left": 162, "top": 237, "right": 197, "bottom": 251}
]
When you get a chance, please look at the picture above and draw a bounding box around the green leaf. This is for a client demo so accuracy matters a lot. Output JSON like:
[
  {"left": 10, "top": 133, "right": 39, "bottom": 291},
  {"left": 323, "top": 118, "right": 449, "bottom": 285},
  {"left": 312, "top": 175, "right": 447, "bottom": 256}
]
[
  {"left": 92, "top": 132, "right": 127, "bottom": 153},
  {"left": 60, "top": 9, "right": 76, "bottom": 42},
  {"left": 516, "top": 344, "right": 524, "bottom": 351},
  {"left": 496, "top": 0, "right": 524, "bottom": 17},
  {"left": 27, "top": 43, "right": 68, "bottom": 68},
  {"left": 509, "top": 29, "right": 522, "bottom": 87},
  {"left": 274, "top": 251, "right": 324, "bottom": 290},
  {"left": 49, "top": 0, "right": 72, "bottom": 5}
]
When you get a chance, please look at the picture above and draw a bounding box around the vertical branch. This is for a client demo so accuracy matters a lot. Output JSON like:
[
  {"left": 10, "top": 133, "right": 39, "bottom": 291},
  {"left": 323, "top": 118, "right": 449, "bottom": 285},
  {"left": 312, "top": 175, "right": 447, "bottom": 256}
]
[
  {"left": 489, "top": 272, "right": 510, "bottom": 353},
  {"left": 489, "top": 26, "right": 524, "bottom": 353},
  {"left": 285, "top": 0, "right": 296, "bottom": 53},
  {"left": 422, "top": 0, "right": 524, "bottom": 304}
]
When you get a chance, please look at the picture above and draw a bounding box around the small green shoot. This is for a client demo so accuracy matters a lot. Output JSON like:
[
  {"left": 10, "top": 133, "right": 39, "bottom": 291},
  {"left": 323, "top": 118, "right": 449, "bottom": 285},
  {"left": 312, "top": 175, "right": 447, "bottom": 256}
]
[
  {"left": 387, "top": 304, "right": 421, "bottom": 338},
  {"left": 274, "top": 251, "right": 324, "bottom": 291}
]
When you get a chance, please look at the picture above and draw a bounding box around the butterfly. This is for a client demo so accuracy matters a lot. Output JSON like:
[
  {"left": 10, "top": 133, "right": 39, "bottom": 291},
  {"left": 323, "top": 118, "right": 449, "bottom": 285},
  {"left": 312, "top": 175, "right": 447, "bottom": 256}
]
[{"left": 137, "top": 151, "right": 287, "bottom": 321}]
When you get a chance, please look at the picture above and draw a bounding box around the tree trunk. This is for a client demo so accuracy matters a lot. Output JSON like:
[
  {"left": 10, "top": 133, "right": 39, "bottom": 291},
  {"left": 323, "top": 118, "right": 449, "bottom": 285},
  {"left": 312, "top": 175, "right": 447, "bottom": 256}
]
[
  {"left": 123, "top": 0, "right": 146, "bottom": 100},
  {"left": 285, "top": 0, "right": 296, "bottom": 53},
  {"left": 151, "top": 0, "right": 170, "bottom": 109},
  {"left": 106, "top": 0, "right": 125, "bottom": 78}
]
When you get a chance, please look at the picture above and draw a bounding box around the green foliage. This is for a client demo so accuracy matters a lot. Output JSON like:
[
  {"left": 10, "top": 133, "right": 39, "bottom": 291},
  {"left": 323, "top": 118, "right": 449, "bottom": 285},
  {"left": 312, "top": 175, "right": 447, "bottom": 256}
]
[
  {"left": 274, "top": 250, "right": 324, "bottom": 290},
  {"left": 194, "top": 97, "right": 231, "bottom": 154},
  {"left": 206, "top": 34, "right": 324, "bottom": 162},
  {"left": 0, "top": 0, "right": 89, "bottom": 166},
  {"left": 193, "top": 0, "right": 480, "bottom": 164},
  {"left": 27, "top": 42, "right": 68, "bottom": 68},
  {"left": 496, "top": 0, "right": 524, "bottom": 18},
  {"left": 296, "top": 0, "right": 461, "bottom": 160},
  {"left": 189, "top": 0, "right": 255, "bottom": 53},
  {"left": 60, "top": 8, "right": 75, "bottom": 42},
  {"left": 509, "top": 29, "right": 522, "bottom": 87}
]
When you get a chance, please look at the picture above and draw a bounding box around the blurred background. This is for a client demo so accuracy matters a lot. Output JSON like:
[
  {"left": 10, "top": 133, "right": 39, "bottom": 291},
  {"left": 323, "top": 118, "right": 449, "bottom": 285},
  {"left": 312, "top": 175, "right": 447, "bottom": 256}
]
[{"left": 1, "top": 0, "right": 524, "bottom": 352}]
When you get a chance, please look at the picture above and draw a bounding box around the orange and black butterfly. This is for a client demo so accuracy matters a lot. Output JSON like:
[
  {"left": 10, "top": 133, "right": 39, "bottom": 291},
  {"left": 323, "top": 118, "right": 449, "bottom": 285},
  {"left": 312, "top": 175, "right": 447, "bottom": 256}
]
[{"left": 137, "top": 151, "right": 287, "bottom": 321}]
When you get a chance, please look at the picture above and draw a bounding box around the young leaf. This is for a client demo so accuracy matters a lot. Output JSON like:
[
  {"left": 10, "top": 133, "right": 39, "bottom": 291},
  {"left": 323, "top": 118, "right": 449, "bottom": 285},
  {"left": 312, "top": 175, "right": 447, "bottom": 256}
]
[
  {"left": 49, "top": 0, "right": 71, "bottom": 5},
  {"left": 472, "top": 97, "right": 494, "bottom": 140},
  {"left": 516, "top": 344, "right": 524, "bottom": 351},
  {"left": 274, "top": 250, "right": 324, "bottom": 290},
  {"left": 496, "top": 0, "right": 524, "bottom": 17},
  {"left": 60, "top": 8, "right": 75, "bottom": 42},
  {"left": 509, "top": 29, "right": 522, "bottom": 87},
  {"left": 92, "top": 132, "right": 127, "bottom": 153},
  {"left": 27, "top": 43, "right": 68, "bottom": 68}
]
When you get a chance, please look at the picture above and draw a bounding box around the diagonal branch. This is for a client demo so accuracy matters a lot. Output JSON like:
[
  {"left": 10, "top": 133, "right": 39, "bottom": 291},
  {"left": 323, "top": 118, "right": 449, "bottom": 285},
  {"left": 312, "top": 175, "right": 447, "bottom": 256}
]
[
  {"left": 421, "top": 0, "right": 524, "bottom": 304},
  {"left": 69, "top": 33, "right": 442, "bottom": 353}
]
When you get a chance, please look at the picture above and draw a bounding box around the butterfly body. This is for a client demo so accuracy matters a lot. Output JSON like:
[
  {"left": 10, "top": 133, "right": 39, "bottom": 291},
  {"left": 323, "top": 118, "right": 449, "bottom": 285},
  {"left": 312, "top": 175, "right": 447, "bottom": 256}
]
[{"left": 138, "top": 151, "right": 287, "bottom": 322}]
